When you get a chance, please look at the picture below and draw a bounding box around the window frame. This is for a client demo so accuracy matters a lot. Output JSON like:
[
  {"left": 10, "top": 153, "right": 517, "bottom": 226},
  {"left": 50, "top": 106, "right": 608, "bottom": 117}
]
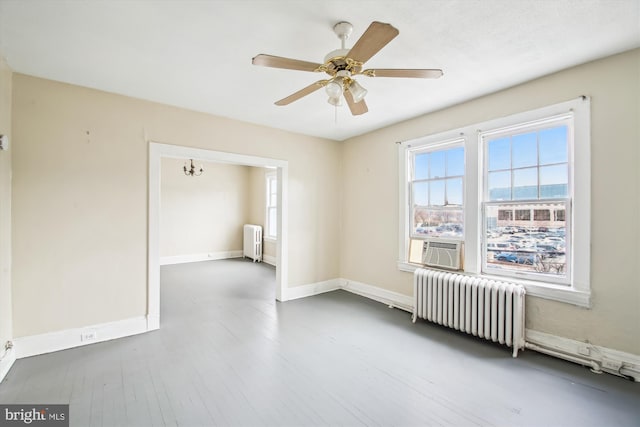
[
  {"left": 398, "top": 97, "right": 591, "bottom": 307},
  {"left": 265, "top": 170, "right": 277, "bottom": 241}
]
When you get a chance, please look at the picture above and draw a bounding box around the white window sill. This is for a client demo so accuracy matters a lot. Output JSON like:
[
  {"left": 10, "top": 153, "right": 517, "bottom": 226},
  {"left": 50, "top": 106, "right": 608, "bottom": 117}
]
[
  {"left": 397, "top": 261, "right": 591, "bottom": 308},
  {"left": 264, "top": 237, "right": 277, "bottom": 243}
]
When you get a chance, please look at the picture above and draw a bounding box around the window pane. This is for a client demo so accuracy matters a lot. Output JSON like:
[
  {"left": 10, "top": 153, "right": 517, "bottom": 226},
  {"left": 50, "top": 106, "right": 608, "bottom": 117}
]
[
  {"left": 412, "top": 182, "right": 428, "bottom": 206},
  {"left": 446, "top": 178, "right": 463, "bottom": 206},
  {"left": 488, "top": 137, "right": 510, "bottom": 171},
  {"left": 484, "top": 201, "right": 567, "bottom": 278},
  {"left": 413, "top": 207, "right": 430, "bottom": 234},
  {"left": 513, "top": 168, "right": 537, "bottom": 200},
  {"left": 488, "top": 170, "right": 511, "bottom": 201},
  {"left": 415, "top": 208, "right": 463, "bottom": 237},
  {"left": 429, "top": 151, "right": 445, "bottom": 178},
  {"left": 265, "top": 174, "right": 278, "bottom": 238},
  {"left": 540, "top": 164, "right": 568, "bottom": 198},
  {"left": 512, "top": 132, "right": 537, "bottom": 168},
  {"left": 430, "top": 180, "right": 445, "bottom": 206},
  {"left": 411, "top": 144, "right": 464, "bottom": 240},
  {"left": 268, "top": 208, "right": 277, "bottom": 237},
  {"left": 447, "top": 147, "right": 464, "bottom": 176},
  {"left": 415, "top": 153, "right": 429, "bottom": 180},
  {"left": 539, "top": 126, "right": 568, "bottom": 165}
]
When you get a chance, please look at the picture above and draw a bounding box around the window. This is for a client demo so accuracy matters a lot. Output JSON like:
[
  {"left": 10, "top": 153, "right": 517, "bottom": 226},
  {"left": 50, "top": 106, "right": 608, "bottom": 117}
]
[
  {"left": 498, "top": 210, "right": 513, "bottom": 221},
  {"left": 534, "top": 209, "right": 551, "bottom": 221},
  {"left": 406, "top": 141, "right": 464, "bottom": 263},
  {"left": 265, "top": 171, "right": 277, "bottom": 240},
  {"left": 409, "top": 142, "right": 464, "bottom": 238},
  {"left": 399, "top": 97, "right": 591, "bottom": 306},
  {"left": 482, "top": 116, "right": 571, "bottom": 284}
]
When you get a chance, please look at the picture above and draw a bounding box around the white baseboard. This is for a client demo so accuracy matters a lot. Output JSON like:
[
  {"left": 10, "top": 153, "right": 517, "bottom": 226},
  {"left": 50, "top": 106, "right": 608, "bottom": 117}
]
[
  {"left": 14, "top": 316, "right": 149, "bottom": 359},
  {"left": 279, "top": 277, "right": 413, "bottom": 312},
  {"left": 160, "top": 250, "right": 242, "bottom": 265},
  {"left": 263, "top": 254, "right": 276, "bottom": 266},
  {"left": 525, "top": 329, "right": 640, "bottom": 382},
  {"left": 0, "top": 347, "right": 16, "bottom": 383},
  {"left": 282, "top": 279, "right": 341, "bottom": 301},
  {"left": 147, "top": 314, "right": 160, "bottom": 331},
  {"left": 341, "top": 278, "right": 414, "bottom": 312}
]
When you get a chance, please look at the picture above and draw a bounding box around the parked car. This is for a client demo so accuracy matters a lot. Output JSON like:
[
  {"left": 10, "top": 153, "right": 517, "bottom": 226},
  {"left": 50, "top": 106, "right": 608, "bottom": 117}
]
[
  {"left": 487, "top": 242, "right": 517, "bottom": 251},
  {"left": 495, "top": 252, "right": 518, "bottom": 263}
]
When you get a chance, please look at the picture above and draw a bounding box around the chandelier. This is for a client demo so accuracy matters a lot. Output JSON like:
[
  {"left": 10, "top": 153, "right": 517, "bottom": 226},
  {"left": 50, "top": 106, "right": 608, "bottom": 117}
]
[{"left": 183, "top": 159, "right": 203, "bottom": 177}]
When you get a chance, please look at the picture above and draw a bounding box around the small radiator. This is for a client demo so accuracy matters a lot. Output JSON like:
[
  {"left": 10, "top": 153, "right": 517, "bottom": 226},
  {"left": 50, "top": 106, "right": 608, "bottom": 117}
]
[
  {"left": 243, "top": 224, "right": 262, "bottom": 262},
  {"left": 413, "top": 268, "right": 526, "bottom": 357}
]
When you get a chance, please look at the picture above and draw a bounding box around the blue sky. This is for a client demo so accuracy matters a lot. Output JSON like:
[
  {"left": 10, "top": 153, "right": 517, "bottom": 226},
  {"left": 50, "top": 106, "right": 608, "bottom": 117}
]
[{"left": 414, "top": 147, "right": 464, "bottom": 206}]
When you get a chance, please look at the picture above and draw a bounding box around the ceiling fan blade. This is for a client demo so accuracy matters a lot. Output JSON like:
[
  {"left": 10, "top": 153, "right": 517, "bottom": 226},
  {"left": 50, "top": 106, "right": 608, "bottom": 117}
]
[
  {"left": 252, "top": 54, "right": 323, "bottom": 72},
  {"left": 363, "top": 68, "right": 444, "bottom": 79},
  {"left": 347, "top": 21, "right": 399, "bottom": 64},
  {"left": 344, "top": 90, "right": 368, "bottom": 116},
  {"left": 275, "top": 80, "right": 327, "bottom": 106}
]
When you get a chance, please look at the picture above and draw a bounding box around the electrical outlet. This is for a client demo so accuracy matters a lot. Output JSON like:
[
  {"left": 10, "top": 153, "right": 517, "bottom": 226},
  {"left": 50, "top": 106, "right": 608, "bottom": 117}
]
[
  {"left": 578, "top": 345, "right": 590, "bottom": 356},
  {"left": 81, "top": 330, "right": 97, "bottom": 342},
  {"left": 0, "top": 135, "right": 8, "bottom": 151}
]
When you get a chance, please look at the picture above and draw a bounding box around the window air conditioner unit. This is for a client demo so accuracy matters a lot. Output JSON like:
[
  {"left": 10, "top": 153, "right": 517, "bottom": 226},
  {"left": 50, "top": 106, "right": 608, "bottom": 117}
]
[{"left": 422, "top": 239, "right": 462, "bottom": 270}]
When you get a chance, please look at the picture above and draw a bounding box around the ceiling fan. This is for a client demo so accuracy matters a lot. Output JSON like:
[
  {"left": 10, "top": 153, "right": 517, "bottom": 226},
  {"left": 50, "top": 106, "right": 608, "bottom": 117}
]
[{"left": 252, "top": 21, "right": 443, "bottom": 116}]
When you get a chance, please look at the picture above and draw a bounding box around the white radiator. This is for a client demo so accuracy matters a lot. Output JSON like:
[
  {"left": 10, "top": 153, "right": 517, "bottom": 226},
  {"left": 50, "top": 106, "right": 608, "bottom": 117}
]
[
  {"left": 413, "top": 268, "right": 526, "bottom": 357},
  {"left": 243, "top": 224, "right": 262, "bottom": 262}
]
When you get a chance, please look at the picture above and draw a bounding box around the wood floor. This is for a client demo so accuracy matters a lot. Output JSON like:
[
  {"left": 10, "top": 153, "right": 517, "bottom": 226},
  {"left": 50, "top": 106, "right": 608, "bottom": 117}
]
[{"left": 1, "top": 258, "right": 639, "bottom": 426}]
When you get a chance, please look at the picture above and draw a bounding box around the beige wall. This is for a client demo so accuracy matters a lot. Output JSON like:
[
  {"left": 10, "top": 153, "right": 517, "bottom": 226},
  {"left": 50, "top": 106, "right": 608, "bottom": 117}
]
[
  {"left": 341, "top": 49, "right": 640, "bottom": 355},
  {"left": 160, "top": 159, "right": 251, "bottom": 257},
  {"left": 10, "top": 48, "right": 639, "bottom": 356},
  {"left": 12, "top": 74, "right": 341, "bottom": 337},
  {"left": 0, "top": 57, "right": 12, "bottom": 351}
]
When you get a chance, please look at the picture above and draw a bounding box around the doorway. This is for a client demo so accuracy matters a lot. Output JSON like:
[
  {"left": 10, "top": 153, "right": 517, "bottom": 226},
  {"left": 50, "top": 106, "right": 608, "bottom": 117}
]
[{"left": 147, "top": 142, "right": 288, "bottom": 330}]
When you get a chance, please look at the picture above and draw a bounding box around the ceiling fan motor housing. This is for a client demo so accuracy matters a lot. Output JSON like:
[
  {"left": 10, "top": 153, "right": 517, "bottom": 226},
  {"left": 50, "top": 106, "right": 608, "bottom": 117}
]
[{"left": 324, "top": 48, "right": 350, "bottom": 65}]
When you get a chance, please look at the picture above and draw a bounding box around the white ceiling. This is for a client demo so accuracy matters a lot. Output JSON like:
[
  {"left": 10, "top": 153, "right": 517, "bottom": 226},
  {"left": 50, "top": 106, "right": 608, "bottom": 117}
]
[{"left": 1, "top": 0, "right": 638, "bottom": 141}]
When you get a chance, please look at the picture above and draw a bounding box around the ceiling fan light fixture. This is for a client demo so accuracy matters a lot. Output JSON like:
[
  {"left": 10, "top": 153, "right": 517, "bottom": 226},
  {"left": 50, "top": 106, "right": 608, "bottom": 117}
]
[
  {"left": 349, "top": 80, "right": 368, "bottom": 103},
  {"left": 324, "top": 79, "right": 343, "bottom": 98}
]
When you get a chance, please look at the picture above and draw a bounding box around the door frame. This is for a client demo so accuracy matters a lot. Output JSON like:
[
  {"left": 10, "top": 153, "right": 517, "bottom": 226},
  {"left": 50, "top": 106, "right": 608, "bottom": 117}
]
[{"left": 147, "top": 142, "right": 288, "bottom": 330}]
